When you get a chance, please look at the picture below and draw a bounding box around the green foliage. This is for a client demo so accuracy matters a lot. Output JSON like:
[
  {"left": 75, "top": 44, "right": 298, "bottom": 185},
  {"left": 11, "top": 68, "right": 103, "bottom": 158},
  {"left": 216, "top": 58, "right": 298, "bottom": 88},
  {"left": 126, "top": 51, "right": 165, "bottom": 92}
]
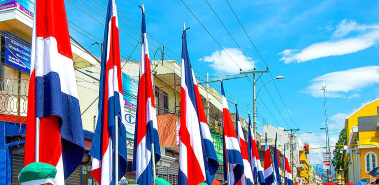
[{"left": 333, "top": 128, "right": 347, "bottom": 170}]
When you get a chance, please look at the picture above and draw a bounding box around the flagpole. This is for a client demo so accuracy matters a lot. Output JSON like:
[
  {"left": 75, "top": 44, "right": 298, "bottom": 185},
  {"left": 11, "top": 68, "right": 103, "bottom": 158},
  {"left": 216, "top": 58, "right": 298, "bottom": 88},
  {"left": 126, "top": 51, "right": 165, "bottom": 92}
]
[
  {"left": 35, "top": 118, "right": 40, "bottom": 162},
  {"left": 227, "top": 164, "right": 231, "bottom": 185},
  {"left": 152, "top": 142, "right": 156, "bottom": 184},
  {"left": 115, "top": 116, "right": 119, "bottom": 184}
]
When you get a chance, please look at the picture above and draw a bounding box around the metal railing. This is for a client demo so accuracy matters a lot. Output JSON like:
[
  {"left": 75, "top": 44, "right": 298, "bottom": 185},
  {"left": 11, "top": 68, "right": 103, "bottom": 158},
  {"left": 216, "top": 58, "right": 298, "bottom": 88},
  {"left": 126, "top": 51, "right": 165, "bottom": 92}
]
[{"left": 0, "top": 78, "right": 29, "bottom": 117}]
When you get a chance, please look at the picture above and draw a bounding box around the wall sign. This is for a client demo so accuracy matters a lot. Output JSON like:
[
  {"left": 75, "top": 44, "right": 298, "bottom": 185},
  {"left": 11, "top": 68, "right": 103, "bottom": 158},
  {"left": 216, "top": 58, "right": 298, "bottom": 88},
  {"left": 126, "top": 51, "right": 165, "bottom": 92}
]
[
  {"left": 1, "top": 31, "right": 31, "bottom": 73},
  {"left": 123, "top": 109, "right": 136, "bottom": 140},
  {"left": 0, "top": 0, "right": 34, "bottom": 17}
]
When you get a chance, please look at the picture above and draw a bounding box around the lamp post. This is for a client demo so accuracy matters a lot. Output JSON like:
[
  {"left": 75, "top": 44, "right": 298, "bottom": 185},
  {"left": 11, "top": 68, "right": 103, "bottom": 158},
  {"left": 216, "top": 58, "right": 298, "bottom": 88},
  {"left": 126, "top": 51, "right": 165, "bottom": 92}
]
[{"left": 241, "top": 68, "right": 284, "bottom": 138}]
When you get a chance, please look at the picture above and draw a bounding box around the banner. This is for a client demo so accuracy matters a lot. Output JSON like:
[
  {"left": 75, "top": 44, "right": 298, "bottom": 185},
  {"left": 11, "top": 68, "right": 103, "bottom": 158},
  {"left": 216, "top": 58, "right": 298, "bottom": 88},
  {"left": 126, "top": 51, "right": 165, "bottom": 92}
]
[
  {"left": 0, "top": 0, "right": 34, "bottom": 17},
  {"left": 1, "top": 30, "right": 31, "bottom": 73},
  {"left": 123, "top": 109, "right": 136, "bottom": 140},
  {"left": 122, "top": 72, "right": 138, "bottom": 109},
  {"left": 323, "top": 152, "right": 331, "bottom": 169}
]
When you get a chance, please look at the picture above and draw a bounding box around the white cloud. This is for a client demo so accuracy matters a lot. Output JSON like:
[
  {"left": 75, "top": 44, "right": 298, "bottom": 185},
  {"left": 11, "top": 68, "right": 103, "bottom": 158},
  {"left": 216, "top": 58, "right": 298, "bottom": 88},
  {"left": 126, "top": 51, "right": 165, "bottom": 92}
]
[
  {"left": 304, "top": 66, "right": 379, "bottom": 97},
  {"left": 347, "top": 93, "right": 360, "bottom": 100},
  {"left": 279, "top": 20, "right": 379, "bottom": 63},
  {"left": 200, "top": 48, "right": 255, "bottom": 74},
  {"left": 332, "top": 19, "right": 379, "bottom": 38},
  {"left": 328, "top": 113, "right": 348, "bottom": 130}
]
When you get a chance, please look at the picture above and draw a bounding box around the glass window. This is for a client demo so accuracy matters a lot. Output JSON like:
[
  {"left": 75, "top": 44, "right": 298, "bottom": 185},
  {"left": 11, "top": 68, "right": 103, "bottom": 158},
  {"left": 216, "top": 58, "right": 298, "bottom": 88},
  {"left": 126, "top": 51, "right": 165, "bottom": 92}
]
[{"left": 366, "top": 152, "right": 377, "bottom": 172}]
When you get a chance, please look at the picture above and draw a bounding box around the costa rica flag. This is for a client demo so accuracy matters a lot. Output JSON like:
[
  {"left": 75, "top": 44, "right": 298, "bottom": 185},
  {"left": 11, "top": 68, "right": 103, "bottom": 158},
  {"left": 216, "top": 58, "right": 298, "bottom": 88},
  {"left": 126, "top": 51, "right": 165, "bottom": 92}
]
[
  {"left": 132, "top": 5, "right": 161, "bottom": 185},
  {"left": 221, "top": 82, "right": 244, "bottom": 185},
  {"left": 24, "top": 0, "right": 85, "bottom": 184},
  {"left": 235, "top": 104, "right": 254, "bottom": 185},
  {"left": 89, "top": 0, "right": 128, "bottom": 184}
]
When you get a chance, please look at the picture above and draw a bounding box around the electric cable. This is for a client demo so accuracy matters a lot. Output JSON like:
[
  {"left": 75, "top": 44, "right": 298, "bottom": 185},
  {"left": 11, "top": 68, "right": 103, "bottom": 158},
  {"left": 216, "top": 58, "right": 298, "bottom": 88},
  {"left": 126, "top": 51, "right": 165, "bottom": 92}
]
[{"left": 224, "top": 0, "right": 299, "bottom": 129}]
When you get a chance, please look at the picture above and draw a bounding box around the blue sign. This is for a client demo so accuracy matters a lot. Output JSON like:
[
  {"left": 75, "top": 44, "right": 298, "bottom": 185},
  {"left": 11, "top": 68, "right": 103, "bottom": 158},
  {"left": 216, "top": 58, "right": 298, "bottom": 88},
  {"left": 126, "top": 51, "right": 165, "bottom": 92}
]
[{"left": 1, "top": 31, "right": 31, "bottom": 73}]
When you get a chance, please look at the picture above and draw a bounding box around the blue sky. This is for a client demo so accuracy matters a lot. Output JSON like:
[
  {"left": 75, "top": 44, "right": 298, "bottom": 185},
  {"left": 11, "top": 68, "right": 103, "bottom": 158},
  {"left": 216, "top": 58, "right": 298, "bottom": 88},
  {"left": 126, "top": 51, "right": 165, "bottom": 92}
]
[{"left": 65, "top": 0, "right": 379, "bottom": 165}]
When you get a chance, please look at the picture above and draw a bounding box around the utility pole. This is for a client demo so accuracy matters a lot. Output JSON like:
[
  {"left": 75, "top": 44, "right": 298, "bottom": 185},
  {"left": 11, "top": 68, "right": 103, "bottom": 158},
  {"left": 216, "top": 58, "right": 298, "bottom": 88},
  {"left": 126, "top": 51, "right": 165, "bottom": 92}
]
[
  {"left": 322, "top": 83, "right": 331, "bottom": 182},
  {"left": 240, "top": 68, "right": 269, "bottom": 138},
  {"left": 206, "top": 73, "right": 210, "bottom": 124},
  {"left": 284, "top": 128, "right": 299, "bottom": 182}
]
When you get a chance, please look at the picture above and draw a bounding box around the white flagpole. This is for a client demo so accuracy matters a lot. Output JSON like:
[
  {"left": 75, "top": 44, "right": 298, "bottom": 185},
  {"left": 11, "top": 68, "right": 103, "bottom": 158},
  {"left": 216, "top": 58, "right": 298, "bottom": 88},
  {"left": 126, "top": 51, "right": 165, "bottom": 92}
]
[
  {"left": 35, "top": 118, "right": 40, "bottom": 162},
  {"left": 227, "top": 163, "right": 231, "bottom": 185},
  {"left": 152, "top": 142, "right": 156, "bottom": 184},
  {"left": 115, "top": 116, "right": 119, "bottom": 184}
]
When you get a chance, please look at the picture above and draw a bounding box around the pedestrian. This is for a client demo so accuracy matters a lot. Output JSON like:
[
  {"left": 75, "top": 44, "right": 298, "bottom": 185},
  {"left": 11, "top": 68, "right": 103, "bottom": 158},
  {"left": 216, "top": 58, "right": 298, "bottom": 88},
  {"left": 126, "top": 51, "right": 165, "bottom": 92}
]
[{"left": 18, "top": 162, "right": 57, "bottom": 185}]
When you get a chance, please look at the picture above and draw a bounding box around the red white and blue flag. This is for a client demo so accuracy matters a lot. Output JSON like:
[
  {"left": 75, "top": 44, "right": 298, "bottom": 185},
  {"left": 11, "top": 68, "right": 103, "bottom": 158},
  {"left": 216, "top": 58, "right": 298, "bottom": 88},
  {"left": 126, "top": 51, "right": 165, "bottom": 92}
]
[
  {"left": 247, "top": 115, "right": 264, "bottom": 185},
  {"left": 89, "top": 0, "right": 128, "bottom": 184},
  {"left": 179, "top": 26, "right": 219, "bottom": 185},
  {"left": 235, "top": 105, "right": 254, "bottom": 185},
  {"left": 273, "top": 133, "right": 282, "bottom": 185},
  {"left": 264, "top": 134, "right": 274, "bottom": 185},
  {"left": 284, "top": 144, "right": 293, "bottom": 185},
  {"left": 24, "top": 0, "right": 85, "bottom": 184},
  {"left": 222, "top": 82, "right": 244, "bottom": 185},
  {"left": 133, "top": 6, "right": 161, "bottom": 185}
]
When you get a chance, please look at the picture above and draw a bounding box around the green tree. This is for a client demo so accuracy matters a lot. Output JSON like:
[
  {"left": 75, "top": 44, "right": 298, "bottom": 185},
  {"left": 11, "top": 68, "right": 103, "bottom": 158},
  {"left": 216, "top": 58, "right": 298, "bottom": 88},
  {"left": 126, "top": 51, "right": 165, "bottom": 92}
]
[{"left": 333, "top": 128, "right": 347, "bottom": 170}]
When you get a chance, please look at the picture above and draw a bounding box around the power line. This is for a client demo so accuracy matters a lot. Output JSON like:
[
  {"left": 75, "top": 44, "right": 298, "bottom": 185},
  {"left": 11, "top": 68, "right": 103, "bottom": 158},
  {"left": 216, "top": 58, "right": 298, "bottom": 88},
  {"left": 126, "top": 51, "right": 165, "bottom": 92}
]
[
  {"left": 245, "top": 77, "right": 282, "bottom": 127},
  {"left": 246, "top": 75, "right": 290, "bottom": 128},
  {"left": 203, "top": 0, "right": 254, "bottom": 67},
  {"left": 180, "top": 0, "right": 242, "bottom": 70},
  {"left": 182, "top": 0, "right": 294, "bottom": 130},
  {"left": 224, "top": 0, "right": 299, "bottom": 129},
  {"left": 69, "top": 0, "right": 256, "bottom": 119}
]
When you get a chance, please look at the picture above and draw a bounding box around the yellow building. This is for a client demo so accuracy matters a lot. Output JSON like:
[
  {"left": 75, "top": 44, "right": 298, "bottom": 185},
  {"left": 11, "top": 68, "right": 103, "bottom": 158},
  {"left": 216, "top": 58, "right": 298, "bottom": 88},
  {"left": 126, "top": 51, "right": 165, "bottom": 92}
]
[
  {"left": 344, "top": 98, "right": 379, "bottom": 183},
  {"left": 298, "top": 150, "right": 315, "bottom": 183}
]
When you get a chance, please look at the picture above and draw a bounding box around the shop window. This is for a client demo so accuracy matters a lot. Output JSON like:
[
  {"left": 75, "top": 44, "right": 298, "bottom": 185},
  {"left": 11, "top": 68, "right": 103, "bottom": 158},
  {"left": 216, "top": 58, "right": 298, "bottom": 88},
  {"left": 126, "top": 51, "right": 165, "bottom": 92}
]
[{"left": 365, "top": 152, "right": 377, "bottom": 173}]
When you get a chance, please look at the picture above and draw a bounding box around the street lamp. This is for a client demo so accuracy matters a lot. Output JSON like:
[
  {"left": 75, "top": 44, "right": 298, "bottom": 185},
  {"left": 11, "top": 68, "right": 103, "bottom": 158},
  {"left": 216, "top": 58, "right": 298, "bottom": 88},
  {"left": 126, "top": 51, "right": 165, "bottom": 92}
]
[
  {"left": 298, "top": 131, "right": 313, "bottom": 135},
  {"left": 252, "top": 76, "right": 284, "bottom": 137},
  {"left": 256, "top": 76, "right": 285, "bottom": 98}
]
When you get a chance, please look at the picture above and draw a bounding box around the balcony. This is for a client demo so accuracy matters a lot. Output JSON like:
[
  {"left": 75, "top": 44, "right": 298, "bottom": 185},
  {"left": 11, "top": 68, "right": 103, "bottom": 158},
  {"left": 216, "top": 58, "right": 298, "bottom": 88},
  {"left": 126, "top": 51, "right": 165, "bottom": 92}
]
[
  {"left": 300, "top": 151, "right": 308, "bottom": 165},
  {"left": 0, "top": 78, "right": 29, "bottom": 123}
]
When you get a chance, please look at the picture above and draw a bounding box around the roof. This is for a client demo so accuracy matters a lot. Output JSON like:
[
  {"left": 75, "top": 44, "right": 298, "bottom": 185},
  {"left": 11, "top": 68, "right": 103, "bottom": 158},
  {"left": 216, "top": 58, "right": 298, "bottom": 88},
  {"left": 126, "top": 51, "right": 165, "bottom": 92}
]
[
  {"left": 347, "top": 98, "right": 379, "bottom": 119},
  {"left": 157, "top": 114, "right": 180, "bottom": 147}
]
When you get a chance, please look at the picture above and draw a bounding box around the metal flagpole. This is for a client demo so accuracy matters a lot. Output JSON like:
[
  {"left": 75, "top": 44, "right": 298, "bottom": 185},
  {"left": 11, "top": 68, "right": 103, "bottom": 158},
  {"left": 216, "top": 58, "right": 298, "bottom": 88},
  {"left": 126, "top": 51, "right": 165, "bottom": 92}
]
[
  {"left": 35, "top": 118, "right": 40, "bottom": 162},
  {"left": 152, "top": 7, "right": 157, "bottom": 185},
  {"left": 115, "top": 116, "right": 119, "bottom": 184},
  {"left": 152, "top": 142, "right": 156, "bottom": 185},
  {"left": 227, "top": 162, "right": 231, "bottom": 185}
]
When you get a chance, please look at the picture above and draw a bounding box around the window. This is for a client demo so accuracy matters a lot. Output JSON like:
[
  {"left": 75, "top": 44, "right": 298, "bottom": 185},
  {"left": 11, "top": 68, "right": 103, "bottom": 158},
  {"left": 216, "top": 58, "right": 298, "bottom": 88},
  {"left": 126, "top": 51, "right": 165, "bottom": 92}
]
[{"left": 365, "top": 152, "right": 377, "bottom": 172}]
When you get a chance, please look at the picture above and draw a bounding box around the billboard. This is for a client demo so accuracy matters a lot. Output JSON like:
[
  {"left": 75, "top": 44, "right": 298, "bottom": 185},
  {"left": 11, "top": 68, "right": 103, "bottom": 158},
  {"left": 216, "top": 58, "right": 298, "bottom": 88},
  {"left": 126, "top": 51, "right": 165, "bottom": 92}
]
[
  {"left": 0, "top": 0, "right": 34, "bottom": 17},
  {"left": 1, "top": 30, "right": 31, "bottom": 73},
  {"left": 122, "top": 72, "right": 138, "bottom": 109}
]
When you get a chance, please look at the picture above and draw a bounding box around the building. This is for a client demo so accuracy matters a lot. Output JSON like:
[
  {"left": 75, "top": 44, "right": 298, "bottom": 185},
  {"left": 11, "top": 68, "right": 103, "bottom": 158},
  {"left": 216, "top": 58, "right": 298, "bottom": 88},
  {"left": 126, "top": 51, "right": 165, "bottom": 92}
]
[
  {"left": 344, "top": 98, "right": 379, "bottom": 183},
  {"left": 297, "top": 150, "right": 316, "bottom": 184},
  {"left": 261, "top": 125, "right": 304, "bottom": 184}
]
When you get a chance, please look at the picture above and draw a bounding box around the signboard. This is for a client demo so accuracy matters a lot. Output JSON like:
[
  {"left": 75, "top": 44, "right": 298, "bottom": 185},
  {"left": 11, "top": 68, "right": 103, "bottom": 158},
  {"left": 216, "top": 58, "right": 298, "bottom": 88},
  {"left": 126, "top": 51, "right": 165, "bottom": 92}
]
[
  {"left": 1, "top": 31, "right": 31, "bottom": 73},
  {"left": 123, "top": 109, "right": 136, "bottom": 140},
  {"left": 122, "top": 73, "right": 138, "bottom": 109},
  {"left": 0, "top": 0, "right": 34, "bottom": 17}
]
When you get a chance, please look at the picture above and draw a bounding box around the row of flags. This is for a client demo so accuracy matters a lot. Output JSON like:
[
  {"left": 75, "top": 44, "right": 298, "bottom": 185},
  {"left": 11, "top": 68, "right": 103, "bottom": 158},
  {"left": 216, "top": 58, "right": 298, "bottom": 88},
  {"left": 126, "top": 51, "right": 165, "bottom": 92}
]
[
  {"left": 221, "top": 82, "right": 294, "bottom": 185},
  {"left": 23, "top": 0, "right": 295, "bottom": 185}
]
